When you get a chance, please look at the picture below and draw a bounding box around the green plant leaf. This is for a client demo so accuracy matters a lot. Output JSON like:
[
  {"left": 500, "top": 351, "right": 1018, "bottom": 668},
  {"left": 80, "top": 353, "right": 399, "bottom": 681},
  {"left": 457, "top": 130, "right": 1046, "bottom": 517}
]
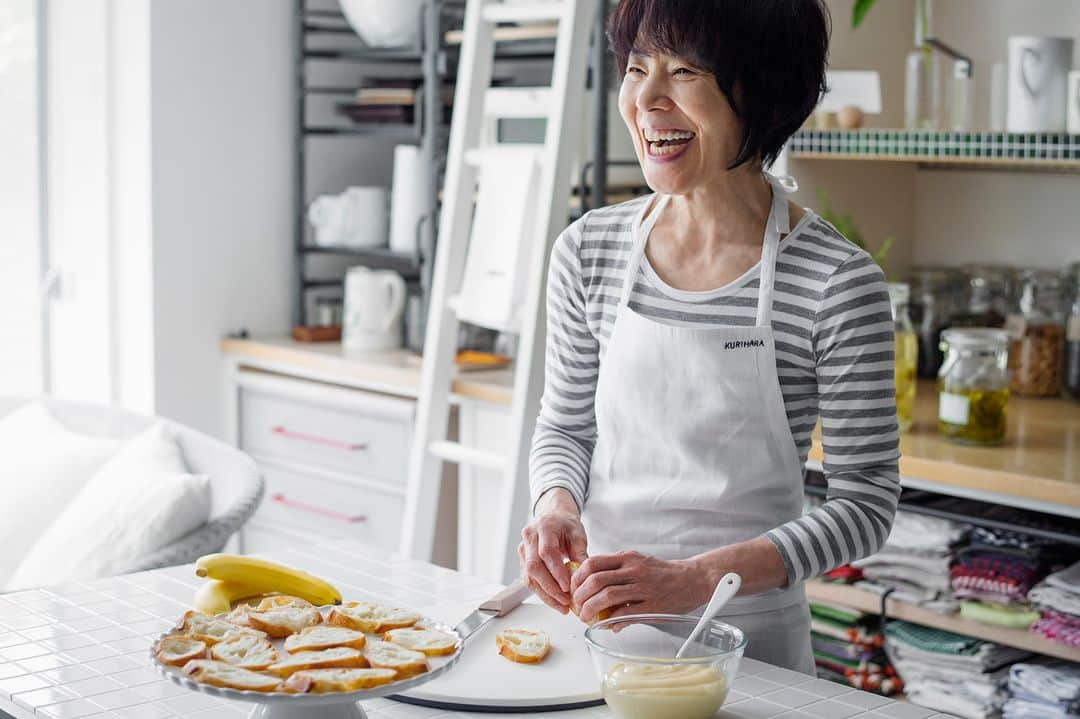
[{"left": 852, "top": 0, "right": 877, "bottom": 29}]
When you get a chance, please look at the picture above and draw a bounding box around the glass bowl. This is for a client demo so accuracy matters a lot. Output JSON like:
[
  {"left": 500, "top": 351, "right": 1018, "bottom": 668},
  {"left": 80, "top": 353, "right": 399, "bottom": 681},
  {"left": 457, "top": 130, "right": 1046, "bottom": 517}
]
[{"left": 584, "top": 614, "right": 747, "bottom": 719}]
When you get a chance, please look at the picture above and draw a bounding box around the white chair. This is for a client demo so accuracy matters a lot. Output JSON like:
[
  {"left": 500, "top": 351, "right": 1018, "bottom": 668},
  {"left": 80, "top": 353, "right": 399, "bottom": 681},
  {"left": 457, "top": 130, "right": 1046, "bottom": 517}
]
[{"left": 0, "top": 397, "right": 264, "bottom": 574}]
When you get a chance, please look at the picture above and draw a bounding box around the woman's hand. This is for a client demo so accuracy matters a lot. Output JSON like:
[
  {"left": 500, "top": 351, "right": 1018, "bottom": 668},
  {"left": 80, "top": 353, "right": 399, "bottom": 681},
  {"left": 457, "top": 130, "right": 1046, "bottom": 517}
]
[
  {"left": 570, "top": 551, "right": 712, "bottom": 623},
  {"left": 518, "top": 489, "right": 589, "bottom": 614}
]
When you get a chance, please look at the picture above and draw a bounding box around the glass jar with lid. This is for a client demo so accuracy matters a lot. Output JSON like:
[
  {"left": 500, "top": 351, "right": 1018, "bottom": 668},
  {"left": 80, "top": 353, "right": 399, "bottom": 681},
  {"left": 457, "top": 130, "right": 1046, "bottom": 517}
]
[
  {"left": 908, "top": 267, "right": 960, "bottom": 378},
  {"left": 1065, "top": 262, "right": 1080, "bottom": 400},
  {"left": 938, "top": 328, "right": 1009, "bottom": 445},
  {"left": 1006, "top": 269, "right": 1065, "bottom": 397},
  {"left": 889, "top": 283, "right": 918, "bottom": 432},
  {"left": 952, "top": 264, "right": 1014, "bottom": 329}
]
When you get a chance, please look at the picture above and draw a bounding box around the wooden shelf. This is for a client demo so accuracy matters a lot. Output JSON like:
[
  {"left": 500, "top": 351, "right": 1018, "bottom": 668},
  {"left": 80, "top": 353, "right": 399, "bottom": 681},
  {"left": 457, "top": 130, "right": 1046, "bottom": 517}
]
[
  {"left": 810, "top": 380, "right": 1080, "bottom": 514},
  {"left": 789, "top": 129, "right": 1080, "bottom": 172},
  {"left": 806, "top": 580, "right": 1080, "bottom": 664}
]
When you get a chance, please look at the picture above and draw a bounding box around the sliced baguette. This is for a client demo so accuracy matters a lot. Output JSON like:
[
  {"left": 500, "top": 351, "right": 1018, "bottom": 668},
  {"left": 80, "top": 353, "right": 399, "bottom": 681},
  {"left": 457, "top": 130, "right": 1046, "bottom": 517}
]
[
  {"left": 265, "top": 647, "right": 367, "bottom": 678},
  {"left": 155, "top": 635, "right": 207, "bottom": 667},
  {"left": 363, "top": 641, "right": 428, "bottom": 678},
  {"left": 256, "top": 595, "right": 314, "bottom": 610},
  {"left": 247, "top": 606, "right": 323, "bottom": 638},
  {"left": 284, "top": 625, "right": 366, "bottom": 654},
  {"left": 182, "top": 659, "right": 282, "bottom": 692},
  {"left": 382, "top": 627, "right": 458, "bottom": 657},
  {"left": 565, "top": 561, "right": 612, "bottom": 624},
  {"left": 210, "top": 633, "right": 279, "bottom": 670},
  {"left": 283, "top": 668, "right": 398, "bottom": 694},
  {"left": 495, "top": 629, "right": 551, "bottom": 664},
  {"left": 177, "top": 610, "right": 267, "bottom": 645},
  {"left": 327, "top": 602, "right": 420, "bottom": 634}
]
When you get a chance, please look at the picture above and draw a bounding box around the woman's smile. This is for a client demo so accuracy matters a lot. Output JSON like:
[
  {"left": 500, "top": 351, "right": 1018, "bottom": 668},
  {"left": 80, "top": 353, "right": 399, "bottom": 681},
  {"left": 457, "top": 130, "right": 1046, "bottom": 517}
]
[{"left": 642, "top": 127, "right": 697, "bottom": 162}]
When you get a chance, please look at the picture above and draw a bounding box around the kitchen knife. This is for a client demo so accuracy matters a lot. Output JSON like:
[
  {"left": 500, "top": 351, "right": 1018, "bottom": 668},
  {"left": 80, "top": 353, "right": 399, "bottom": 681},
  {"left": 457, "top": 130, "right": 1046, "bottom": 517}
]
[{"left": 455, "top": 579, "right": 532, "bottom": 642}]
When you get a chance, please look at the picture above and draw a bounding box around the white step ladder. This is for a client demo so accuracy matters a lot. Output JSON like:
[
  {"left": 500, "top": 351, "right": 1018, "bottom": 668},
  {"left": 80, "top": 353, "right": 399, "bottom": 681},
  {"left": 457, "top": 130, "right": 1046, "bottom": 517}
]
[{"left": 401, "top": 0, "right": 598, "bottom": 582}]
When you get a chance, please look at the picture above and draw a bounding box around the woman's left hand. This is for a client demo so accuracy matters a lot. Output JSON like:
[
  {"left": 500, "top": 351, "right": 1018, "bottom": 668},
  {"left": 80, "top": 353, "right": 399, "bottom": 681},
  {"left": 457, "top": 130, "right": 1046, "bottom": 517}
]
[{"left": 570, "top": 551, "right": 712, "bottom": 623}]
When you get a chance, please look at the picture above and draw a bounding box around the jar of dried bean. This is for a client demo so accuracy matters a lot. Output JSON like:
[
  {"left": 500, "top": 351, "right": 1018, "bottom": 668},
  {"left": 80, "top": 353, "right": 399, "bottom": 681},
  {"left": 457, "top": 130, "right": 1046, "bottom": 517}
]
[
  {"left": 938, "top": 329, "right": 1010, "bottom": 445},
  {"left": 1006, "top": 269, "right": 1065, "bottom": 397},
  {"left": 1066, "top": 262, "right": 1080, "bottom": 400}
]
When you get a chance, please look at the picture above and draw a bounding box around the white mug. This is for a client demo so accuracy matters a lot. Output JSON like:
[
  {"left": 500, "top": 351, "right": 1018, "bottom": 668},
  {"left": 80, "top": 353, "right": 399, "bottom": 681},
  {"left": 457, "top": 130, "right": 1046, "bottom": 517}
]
[
  {"left": 308, "top": 187, "right": 389, "bottom": 249},
  {"left": 1068, "top": 71, "right": 1080, "bottom": 134},
  {"left": 343, "top": 267, "right": 407, "bottom": 353},
  {"left": 1007, "top": 36, "right": 1073, "bottom": 132}
]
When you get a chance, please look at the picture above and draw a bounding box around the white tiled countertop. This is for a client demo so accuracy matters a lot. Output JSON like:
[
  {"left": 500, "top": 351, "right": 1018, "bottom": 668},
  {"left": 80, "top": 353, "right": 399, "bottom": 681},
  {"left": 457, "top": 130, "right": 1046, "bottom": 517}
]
[{"left": 0, "top": 539, "right": 955, "bottom": 719}]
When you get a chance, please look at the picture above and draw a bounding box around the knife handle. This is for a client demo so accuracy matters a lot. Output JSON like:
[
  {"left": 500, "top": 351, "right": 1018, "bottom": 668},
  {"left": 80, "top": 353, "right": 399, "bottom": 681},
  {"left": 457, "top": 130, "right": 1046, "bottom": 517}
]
[{"left": 479, "top": 579, "right": 531, "bottom": 617}]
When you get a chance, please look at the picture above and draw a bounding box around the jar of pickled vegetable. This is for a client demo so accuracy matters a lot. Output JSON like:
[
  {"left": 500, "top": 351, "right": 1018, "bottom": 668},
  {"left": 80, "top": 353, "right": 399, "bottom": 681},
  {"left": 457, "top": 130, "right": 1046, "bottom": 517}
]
[
  {"left": 1066, "top": 263, "right": 1080, "bottom": 400},
  {"left": 908, "top": 267, "right": 960, "bottom": 379},
  {"left": 1006, "top": 269, "right": 1065, "bottom": 397},
  {"left": 890, "top": 283, "right": 918, "bottom": 432},
  {"left": 938, "top": 328, "right": 1009, "bottom": 445}
]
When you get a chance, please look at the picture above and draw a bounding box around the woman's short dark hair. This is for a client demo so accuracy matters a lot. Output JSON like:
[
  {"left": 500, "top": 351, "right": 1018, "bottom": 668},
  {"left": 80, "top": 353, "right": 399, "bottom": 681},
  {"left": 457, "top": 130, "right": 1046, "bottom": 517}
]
[{"left": 609, "top": 0, "right": 830, "bottom": 170}]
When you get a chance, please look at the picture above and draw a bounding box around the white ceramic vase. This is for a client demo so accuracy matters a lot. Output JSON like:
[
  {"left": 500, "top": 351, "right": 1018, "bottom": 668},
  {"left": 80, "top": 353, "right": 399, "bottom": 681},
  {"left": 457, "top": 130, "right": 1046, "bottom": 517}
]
[
  {"left": 1006, "top": 36, "right": 1074, "bottom": 133},
  {"left": 339, "top": 0, "right": 425, "bottom": 48}
]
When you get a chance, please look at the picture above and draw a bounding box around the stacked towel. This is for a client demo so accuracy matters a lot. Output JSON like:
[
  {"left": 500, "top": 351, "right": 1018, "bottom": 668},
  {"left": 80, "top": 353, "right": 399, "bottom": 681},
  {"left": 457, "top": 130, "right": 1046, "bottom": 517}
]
[
  {"left": 853, "top": 511, "right": 966, "bottom": 607},
  {"left": 885, "top": 620, "right": 1031, "bottom": 719},
  {"left": 1002, "top": 662, "right": 1080, "bottom": 719},
  {"left": 809, "top": 602, "right": 900, "bottom": 696},
  {"left": 1029, "top": 561, "right": 1080, "bottom": 648}
]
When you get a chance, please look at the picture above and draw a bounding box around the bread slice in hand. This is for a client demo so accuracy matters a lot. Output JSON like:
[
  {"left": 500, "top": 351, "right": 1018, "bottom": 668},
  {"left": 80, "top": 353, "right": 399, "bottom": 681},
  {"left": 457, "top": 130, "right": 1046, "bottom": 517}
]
[
  {"left": 496, "top": 629, "right": 551, "bottom": 664},
  {"left": 565, "top": 561, "right": 612, "bottom": 624},
  {"left": 210, "top": 633, "right": 279, "bottom": 670},
  {"left": 284, "top": 625, "right": 366, "bottom": 654},
  {"left": 155, "top": 635, "right": 207, "bottom": 667},
  {"left": 363, "top": 641, "right": 428, "bottom": 678},
  {"left": 177, "top": 611, "right": 267, "bottom": 645},
  {"left": 382, "top": 627, "right": 459, "bottom": 657},
  {"left": 247, "top": 607, "right": 323, "bottom": 638},
  {"left": 265, "top": 647, "right": 367, "bottom": 678},
  {"left": 283, "top": 668, "right": 398, "bottom": 694},
  {"left": 327, "top": 602, "right": 419, "bottom": 634},
  {"left": 182, "top": 659, "right": 282, "bottom": 692}
]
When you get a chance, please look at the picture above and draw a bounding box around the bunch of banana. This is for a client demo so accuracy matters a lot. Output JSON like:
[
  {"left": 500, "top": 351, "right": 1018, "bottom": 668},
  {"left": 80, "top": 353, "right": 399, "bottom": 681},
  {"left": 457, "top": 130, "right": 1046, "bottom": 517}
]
[{"left": 192, "top": 554, "right": 342, "bottom": 615}]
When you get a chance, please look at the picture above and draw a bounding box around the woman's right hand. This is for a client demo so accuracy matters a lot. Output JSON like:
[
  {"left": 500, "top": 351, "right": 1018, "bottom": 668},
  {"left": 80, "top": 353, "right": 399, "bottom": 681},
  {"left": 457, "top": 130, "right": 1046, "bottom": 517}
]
[{"left": 518, "top": 488, "right": 588, "bottom": 614}]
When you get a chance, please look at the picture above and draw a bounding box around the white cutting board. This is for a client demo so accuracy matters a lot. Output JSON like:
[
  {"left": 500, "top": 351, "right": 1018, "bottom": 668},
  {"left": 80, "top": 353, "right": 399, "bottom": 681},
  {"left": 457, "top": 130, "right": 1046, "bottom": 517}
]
[{"left": 396, "top": 600, "right": 604, "bottom": 710}]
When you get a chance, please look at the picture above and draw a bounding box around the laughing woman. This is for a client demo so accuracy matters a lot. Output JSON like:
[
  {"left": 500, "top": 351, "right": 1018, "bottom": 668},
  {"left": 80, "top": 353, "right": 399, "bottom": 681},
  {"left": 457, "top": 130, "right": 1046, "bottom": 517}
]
[{"left": 519, "top": 0, "right": 900, "bottom": 673}]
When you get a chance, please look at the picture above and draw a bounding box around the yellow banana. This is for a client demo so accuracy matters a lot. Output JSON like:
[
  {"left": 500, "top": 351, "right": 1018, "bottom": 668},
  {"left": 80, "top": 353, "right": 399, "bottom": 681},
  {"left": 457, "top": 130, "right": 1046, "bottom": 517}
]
[
  {"left": 193, "top": 579, "right": 258, "bottom": 615},
  {"left": 195, "top": 554, "right": 342, "bottom": 606}
]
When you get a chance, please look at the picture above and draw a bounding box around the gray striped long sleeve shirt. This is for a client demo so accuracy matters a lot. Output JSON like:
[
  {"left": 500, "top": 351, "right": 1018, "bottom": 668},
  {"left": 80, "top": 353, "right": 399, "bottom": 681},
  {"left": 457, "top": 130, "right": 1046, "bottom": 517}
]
[{"left": 529, "top": 195, "right": 901, "bottom": 586}]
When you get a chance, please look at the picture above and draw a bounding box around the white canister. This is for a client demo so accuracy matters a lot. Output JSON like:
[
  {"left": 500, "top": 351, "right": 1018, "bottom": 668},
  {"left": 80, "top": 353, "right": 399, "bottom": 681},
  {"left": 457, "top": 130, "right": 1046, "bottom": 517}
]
[
  {"left": 1068, "top": 71, "right": 1080, "bottom": 134},
  {"left": 390, "top": 145, "right": 428, "bottom": 256},
  {"left": 343, "top": 267, "right": 407, "bottom": 353},
  {"left": 308, "top": 187, "right": 389, "bottom": 249},
  {"left": 1007, "top": 36, "right": 1074, "bottom": 133}
]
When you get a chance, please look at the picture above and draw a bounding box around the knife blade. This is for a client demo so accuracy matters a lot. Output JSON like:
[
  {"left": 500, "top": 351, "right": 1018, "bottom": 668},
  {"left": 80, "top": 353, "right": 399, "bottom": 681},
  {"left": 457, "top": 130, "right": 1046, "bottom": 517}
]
[{"left": 455, "top": 579, "right": 532, "bottom": 642}]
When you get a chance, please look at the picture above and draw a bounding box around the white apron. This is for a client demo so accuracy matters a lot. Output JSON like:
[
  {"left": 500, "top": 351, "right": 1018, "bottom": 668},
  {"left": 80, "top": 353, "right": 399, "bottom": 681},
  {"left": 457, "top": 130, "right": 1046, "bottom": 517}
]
[{"left": 582, "top": 173, "right": 815, "bottom": 674}]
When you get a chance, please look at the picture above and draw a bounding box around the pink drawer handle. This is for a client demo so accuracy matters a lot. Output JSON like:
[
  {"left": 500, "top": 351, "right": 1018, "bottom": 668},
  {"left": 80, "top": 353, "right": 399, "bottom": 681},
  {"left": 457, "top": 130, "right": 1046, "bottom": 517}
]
[
  {"left": 271, "top": 494, "right": 367, "bottom": 524},
  {"left": 271, "top": 426, "right": 367, "bottom": 451}
]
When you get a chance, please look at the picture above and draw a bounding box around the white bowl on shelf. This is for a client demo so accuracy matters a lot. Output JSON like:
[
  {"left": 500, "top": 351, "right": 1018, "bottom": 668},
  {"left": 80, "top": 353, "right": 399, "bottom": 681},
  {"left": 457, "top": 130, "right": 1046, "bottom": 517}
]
[{"left": 339, "top": 0, "right": 425, "bottom": 48}]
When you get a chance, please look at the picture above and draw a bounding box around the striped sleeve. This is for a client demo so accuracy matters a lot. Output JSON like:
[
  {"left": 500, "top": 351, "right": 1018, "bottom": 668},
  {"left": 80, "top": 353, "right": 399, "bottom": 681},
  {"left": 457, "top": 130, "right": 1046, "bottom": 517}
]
[
  {"left": 765, "top": 252, "right": 901, "bottom": 585},
  {"left": 528, "top": 219, "right": 599, "bottom": 514}
]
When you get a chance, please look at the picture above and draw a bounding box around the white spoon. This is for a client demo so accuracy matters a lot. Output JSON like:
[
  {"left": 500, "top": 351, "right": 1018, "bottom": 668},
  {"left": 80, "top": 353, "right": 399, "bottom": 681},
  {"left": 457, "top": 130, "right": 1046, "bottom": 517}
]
[{"left": 674, "top": 573, "right": 742, "bottom": 659}]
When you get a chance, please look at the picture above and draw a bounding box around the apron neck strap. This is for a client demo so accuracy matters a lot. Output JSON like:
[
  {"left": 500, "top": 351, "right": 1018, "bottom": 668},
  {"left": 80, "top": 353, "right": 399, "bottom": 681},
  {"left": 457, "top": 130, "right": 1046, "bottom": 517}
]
[{"left": 619, "top": 194, "right": 670, "bottom": 308}]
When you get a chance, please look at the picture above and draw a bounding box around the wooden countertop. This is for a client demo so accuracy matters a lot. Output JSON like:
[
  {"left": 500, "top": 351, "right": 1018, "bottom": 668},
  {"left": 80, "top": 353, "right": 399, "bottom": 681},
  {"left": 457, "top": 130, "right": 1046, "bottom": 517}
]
[
  {"left": 810, "top": 380, "right": 1080, "bottom": 511},
  {"left": 220, "top": 337, "right": 514, "bottom": 405}
]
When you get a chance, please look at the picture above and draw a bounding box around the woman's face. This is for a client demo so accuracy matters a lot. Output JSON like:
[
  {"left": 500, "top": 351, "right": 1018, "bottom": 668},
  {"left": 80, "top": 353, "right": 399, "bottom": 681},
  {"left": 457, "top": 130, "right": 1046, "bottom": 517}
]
[{"left": 618, "top": 50, "right": 745, "bottom": 195}]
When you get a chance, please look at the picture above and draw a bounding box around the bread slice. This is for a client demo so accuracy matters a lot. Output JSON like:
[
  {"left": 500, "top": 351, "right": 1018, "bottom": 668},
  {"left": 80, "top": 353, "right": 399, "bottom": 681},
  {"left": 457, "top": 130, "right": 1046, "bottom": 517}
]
[
  {"left": 327, "top": 602, "right": 420, "bottom": 634},
  {"left": 284, "top": 625, "right": 366, "bottom": 654},
  {"left": 565, "top": 561, "right": 612, "bottom": 624},
  {"left": 247, "top": 607, "right": 323, "bottom": 638},
  {"left": 265, "top": 647, "right": 367, "bottom": 678},
  {"left": 283, "top": 668, "right": 398, "bottom": 694},
  {"left": 382, "top": 627, "right": 458, "bottom": 657},
  {"left": 495, "top": 629, "right": 551, "bottom": 664},
  {"left": 155, "top": 635, "right": 207, "bottom": 667},
  {"left": 363, "top": 641, "right": 428, "bottom": 678},
  {"left": 177, "top": 611, "right": 267, "bottom": 645},
  {"left": 256, "top": 595, "right": 314, "bottom": 610},
  {"left": 210, "top": 633, "right": 279, "bottom": 670},
  {"left": 182, "top": 659, "right": 282, "bottom": 692}
]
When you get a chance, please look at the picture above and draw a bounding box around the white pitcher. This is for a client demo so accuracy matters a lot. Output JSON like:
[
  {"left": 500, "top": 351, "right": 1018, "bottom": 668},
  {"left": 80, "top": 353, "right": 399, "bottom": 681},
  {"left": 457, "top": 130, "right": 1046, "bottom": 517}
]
[{"left": 343, "top": 267, "right": 407, "bottom": 353}]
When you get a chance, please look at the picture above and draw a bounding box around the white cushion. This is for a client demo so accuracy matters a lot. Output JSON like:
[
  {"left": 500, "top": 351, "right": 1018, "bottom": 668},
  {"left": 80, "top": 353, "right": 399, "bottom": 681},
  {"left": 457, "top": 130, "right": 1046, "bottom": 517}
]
[
  {"left": 7, "top": 422, "right": 212, "bottom": 591},
  {"left": 0, "top": 402, "right": 120, "bottom": 586}
]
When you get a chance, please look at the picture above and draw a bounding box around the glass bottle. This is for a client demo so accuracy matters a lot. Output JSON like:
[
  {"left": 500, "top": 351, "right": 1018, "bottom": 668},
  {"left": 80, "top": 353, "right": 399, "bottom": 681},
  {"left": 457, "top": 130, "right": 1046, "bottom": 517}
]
[
  {"left": 905, "top": 0, "right": 941, "bottom": 130},
  {"left": 1066, "top": 263, "right": 1080, "bottom": 400},
  {"left": 952, "top": 264, "right": 1014, "bottom": 329},
  {"left": 908, "top": 267, "right": 959, "bottom": 379},
  {"left": 890, "top": 283, "right": 918, "bottom": 433},
  {"left": 1007, "top": 269, "right": 1066, "bottom": 397},
  {"left": 938, "top": 328, "right": 1010, "bottom": 445}
]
